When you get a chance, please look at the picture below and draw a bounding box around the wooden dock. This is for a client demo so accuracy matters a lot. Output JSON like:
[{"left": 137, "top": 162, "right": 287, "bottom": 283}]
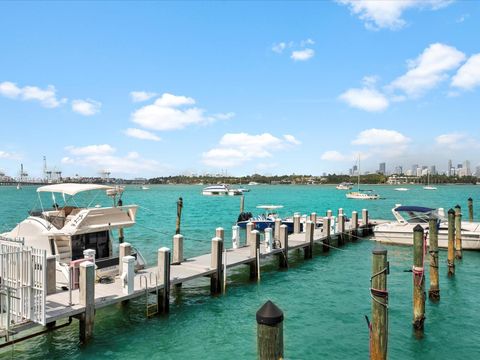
[{"left": 3, "top": 209, "right": 374, "bottom": 345}]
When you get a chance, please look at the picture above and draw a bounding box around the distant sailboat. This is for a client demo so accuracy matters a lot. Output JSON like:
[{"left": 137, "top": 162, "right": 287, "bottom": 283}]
[
  {"left": 346, "top": 155, "right": 380, "bottom": 200},
  {"left": 423, "top": 171, "right": 437, "bottom": 190},
  {"left": 16, "top": 183, "right": 21, "bottom": 190}
]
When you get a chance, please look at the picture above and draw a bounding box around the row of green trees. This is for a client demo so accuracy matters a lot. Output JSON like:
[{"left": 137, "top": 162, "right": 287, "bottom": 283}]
[{"left": 148, "top": 174, "right": 478, "bottom": 185}]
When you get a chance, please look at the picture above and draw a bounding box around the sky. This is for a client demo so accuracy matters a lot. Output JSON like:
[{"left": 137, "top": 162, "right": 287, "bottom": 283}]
[{"left": 1, "top": 0, "right": 480, "bottom": 178}]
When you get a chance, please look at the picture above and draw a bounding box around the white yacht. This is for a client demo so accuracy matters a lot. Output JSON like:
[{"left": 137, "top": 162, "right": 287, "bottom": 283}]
[
  {"left": 394, "top": 188, "right": 409, "bottom": 191},
  {"left": 0, "top": 183, "right": 146, "bottom": 286},
  {"left": 373, "top": 205, "right": 480, "bottom": 250},
  {"left": 202, "top": 184, "right": 243, "bottom": 196}
]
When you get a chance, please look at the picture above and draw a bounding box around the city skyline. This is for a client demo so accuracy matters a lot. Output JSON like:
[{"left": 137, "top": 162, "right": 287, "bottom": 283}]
[{"left": 1, "top": 1, "right": 480, "bottom": 178}]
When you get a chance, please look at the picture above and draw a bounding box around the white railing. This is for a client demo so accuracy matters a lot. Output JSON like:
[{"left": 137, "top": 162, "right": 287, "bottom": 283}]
[{"left": 0, "top": 242, "right": 46, "bottom": 331}]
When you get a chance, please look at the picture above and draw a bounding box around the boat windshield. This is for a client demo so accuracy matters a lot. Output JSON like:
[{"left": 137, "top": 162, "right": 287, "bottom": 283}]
[{"left": 396, "top": 206, "right": 439, "bottom": 223}]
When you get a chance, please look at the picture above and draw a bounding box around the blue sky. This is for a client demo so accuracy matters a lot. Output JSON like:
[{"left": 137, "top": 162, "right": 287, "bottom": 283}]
[{"left": 1, "top": 1, "right": 479, "bottom": 178}]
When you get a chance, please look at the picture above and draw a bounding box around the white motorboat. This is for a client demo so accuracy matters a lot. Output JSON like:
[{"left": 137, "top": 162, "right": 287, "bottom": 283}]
[
  {"left": 394, "top": 188, "right": 409, "bottom": 191},
  {"left": 336, "top": 182, "right": 353, "bottom": 190},
  {"left": 0, "top": 183, "right": 146, "bottom": 286},
  {"left": 202, "top": 184, "right": 243, "bottom": 196},
  {"left": 346, "top": 155, "right": 380, "bottom": 200},
  {"left": 373, "top": 204, "right": 480, "bottom": 250},
  {"left": 141, "top": 185, "right": 150, "bottom": 190}
]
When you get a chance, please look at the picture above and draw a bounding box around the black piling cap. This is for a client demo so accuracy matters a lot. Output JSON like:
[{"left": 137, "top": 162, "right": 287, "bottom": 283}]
[
  {"left": 448, "top": 208, "right": 455, "bottom": 215},
  {"left": 256, "top": 300, "right": 284, "bottom": 326},
  {"left": 468, "top": 197, "right": 473, "bottom": 202},
  {"left": 413, "top": 224, "right": 424, "bottom": 233},
  {"left": 372, "top": 246, "right": 387, "bottom": 255},
  {"left": 455, "top": 204, "right": 461, "bottom": 209}
]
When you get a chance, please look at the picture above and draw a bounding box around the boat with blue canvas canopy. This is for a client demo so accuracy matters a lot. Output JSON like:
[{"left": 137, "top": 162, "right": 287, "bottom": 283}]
[{"left": 373, "top": 204, "right": 480, "bottom": 250}]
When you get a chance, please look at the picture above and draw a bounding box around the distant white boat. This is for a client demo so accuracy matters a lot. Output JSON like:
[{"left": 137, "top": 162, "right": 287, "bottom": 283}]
[
  {"left": 395, "top": 188, "right": 409, "bottom": 191},
  {"left": 248, "top": 181, "right": 259, "bottom": 186},
  {"left": 202, "top": 184, "right": 243, "bottom": 196},
  {"left": 16, "top": 183, "right": 21, "bottom": 190},
  {"left": 346, "top": 155, "right": 380, "bottom": 200},
  {"left": 336, "top": 182, "right": 352, "bottom": 190},
  {"left": 141, "top": 186, "right": 150, "bottom": 190}
]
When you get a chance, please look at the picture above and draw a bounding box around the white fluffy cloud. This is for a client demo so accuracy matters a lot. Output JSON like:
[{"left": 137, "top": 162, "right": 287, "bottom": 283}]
[
  {"left": 202, "top": 132, "right": 300, "bottom": 168},
  {"left": 63, "top": 144, "right": 161, "bottom": 175},
  {"left": 131, "top": 93, "right": 233, "bottom": 131},
  {"left": 130, "top": 91, "right": 158, "bottom": 102},
  {"left": 435, "top": 133, "right": 480, "bottom": 150},
  {"left": 337, "top": 0, "right": 453, "bottom": 30},
  {"left": 321, "top": 151, "right": 350, "bottom": 162},
  {"left": 124, "top": 128, "right": 161, "bottom": 141},
  {"left": 389, "top": 43, "right": 466, "bottom": 97},
  {"left": 291, "top": 48, "right": 315, "bottom": 61},
  {"left": 65, "top": 144, "right": 116, "bottom": 156},
  {"left": 352, "top": 129, "right": 411, "bottom": 146},
  {"left": 71, "top": 99, "right": 102, "bottom": 116},
  {"left": 451, "top": 54, "right": 480, "bottom": 90},
  {"left": 272, "top": 39, "right": 315, "bottom": 61},
  {"left": 0, "top": 150, "right": 20, "bottom": 160},
  {"left": 272, "top": 42, "right": 288, "bottom": 54},
  {"left": 339, "top": 87, "right": 389, "bottom": 112},
  {"left": 0, "top": 81, "right": 66, "bottom": 108}
]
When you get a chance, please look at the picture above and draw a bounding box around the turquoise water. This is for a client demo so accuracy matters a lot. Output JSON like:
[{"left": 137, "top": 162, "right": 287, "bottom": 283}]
[{"left": 1, "top": 184, "right": 479, "bottom": 359}]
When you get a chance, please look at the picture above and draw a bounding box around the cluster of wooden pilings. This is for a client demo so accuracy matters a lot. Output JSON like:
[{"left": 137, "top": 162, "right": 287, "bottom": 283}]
[{"left": 369, "top": 201, "right": 471, "bottom": 360}]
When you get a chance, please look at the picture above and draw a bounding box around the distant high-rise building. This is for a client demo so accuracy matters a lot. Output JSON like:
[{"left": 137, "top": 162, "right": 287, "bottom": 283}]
[
  {"left": 416, "top": 167, "right": 422, "bottom": 177},
  {"left": 430, "top": 165, "right": 436, "bottom": 175},
  {"left": 463, "top": 160, "right": 471, "bottom": 176},
  {"left": 475, "top": 166, "right": 480, "bottom": 178},
  {"left": 379, "top": 162, "right": 386, "bottom": 175},
  {"left": 412, "top": 164, "right": 419, "bottom": 174},
  {"left": 448, "top": 159, "right": 452, "bottom": 176}
]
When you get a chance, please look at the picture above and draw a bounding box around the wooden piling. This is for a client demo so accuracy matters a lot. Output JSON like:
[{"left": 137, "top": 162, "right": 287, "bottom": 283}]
[
  {"left": 293, "top": 214, "right": 301, "bottom": 234},
  {"left": 468, "top": 197, "right": 473, "bottom": 223},
  {"left": 447, "top": 208, "right": 455, "bottom": 277},
  {"left": 274, "top": 218, "right": 281, "bottom": 241},
  {"left": 326, "top": 209, "right": 332, "bottom": 218},
  {"left": 310, "top": 212, "right": 317, "bottom": 227},
  {"left": 210, "top": 237, "right": 224, "bottom": 294},
  {"left": 337, "top": 214, "right": 345, "bottom": 245},
  {"left": 338, "top": 208, "right": 343, "bottom": 216},
  {"left": 279, "top": 225, "right": 288, "bottom": 269},
  {"left": 304, "top": 221, "right": 314, "bottom": 259},
  {"left": 428, "top": 217, "right": 440, "bottom": 301},
  {"left": 322, "top": 217, "right": 330, "bottom": 252},
  {"left": 157, "top": 247, "right": 171, "bottom": 313},
  {"left": 362, "top": 209, "right": 369, "bottom": 226},
  {"left": 412, "top": 225, "right": 425, "bottom": 331},
  {"left": 250, "top": 230, "right": 260, "bottom": 279},
  {"left": 216, "top": 227, "right": 225, "bottom": 241},
  {"left": 172, "top": 234, "right": 184, "bottom": 265},
  {"left": 351, "top": 211, "right": 358, "bottom": 239},
  {"left": 246, "top": 222, "right": 254, "bottom": 246},
  {"left": 256, "top": 300, "right": 284, "bottom": 360},
  {"left": 370, "top": 247, "right": 388, "bottom": 360},
  {"left": 454, "top": 205, "right": 462, "bottom": 259},
  {"left": 175, "top": 197, "right": 183, "bottom": 235},
  {"left": 118, "top": 227, "right": 124, "bottom": 244},
  {"left": 79, "top": 261, "right": 95, "bottom": 342},
  {"left": 240, "top": 195, "right": 245, "bottom": 213}
]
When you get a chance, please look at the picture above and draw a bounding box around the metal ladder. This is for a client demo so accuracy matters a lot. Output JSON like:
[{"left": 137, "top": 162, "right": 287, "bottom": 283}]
[{"left": 139, "top": 273, "right": 159, "bottom": 318}]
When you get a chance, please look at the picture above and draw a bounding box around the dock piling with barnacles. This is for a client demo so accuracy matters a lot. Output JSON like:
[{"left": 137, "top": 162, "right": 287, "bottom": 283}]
[
  {"left": 447, "top": 208, "right": 456, "bottom": 277},
  {"left": 428, "top": 217, "right": 440, "bottom": 301},
  {"left": 412, "top": 225, "right": 425, "bottom": 332},
  {"left": 370, "top": 246, "right": 388, "bottom": 360},
  {"left": 454, "top": 205, "right": 462, "bottom": 259}
]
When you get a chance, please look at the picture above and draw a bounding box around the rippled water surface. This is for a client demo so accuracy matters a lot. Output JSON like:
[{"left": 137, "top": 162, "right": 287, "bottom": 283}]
[{"left": 1, "top": 184, "right": 479, "bottom": 359}]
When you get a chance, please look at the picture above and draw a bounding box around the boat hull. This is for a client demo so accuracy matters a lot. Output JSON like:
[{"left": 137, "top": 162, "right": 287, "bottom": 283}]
[{"left": 373, "top": 224, "right": 480, "bottom": 250}]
